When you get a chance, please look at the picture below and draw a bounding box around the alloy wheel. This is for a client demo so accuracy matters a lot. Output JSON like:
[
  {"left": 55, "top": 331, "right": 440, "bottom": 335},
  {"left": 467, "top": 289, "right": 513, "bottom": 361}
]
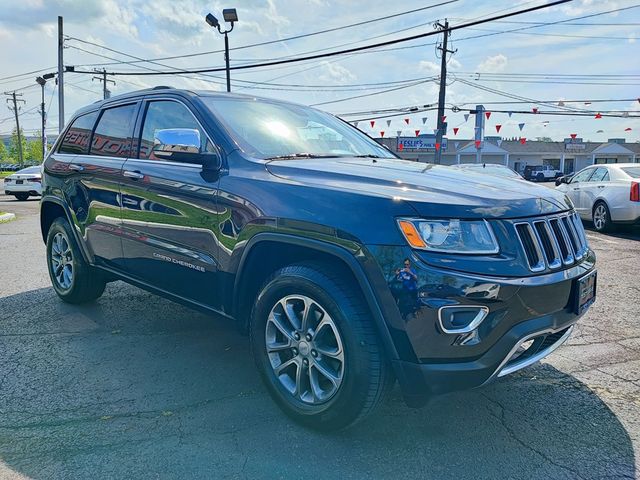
[
  {"left": 593, "top": 205, "right": 607, "bottom": 231},
  {"left": 50, "top": 232, "right": 74, "bottom": 290},
  {"left": 265, "top": 295, "right": 345, "bottom": 405}
]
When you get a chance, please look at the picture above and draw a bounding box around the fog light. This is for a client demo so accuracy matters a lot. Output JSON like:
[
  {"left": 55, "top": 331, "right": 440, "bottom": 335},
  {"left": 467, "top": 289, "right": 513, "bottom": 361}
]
[{"left": 438, "top": 306, "right": 489, "bottom": 334}]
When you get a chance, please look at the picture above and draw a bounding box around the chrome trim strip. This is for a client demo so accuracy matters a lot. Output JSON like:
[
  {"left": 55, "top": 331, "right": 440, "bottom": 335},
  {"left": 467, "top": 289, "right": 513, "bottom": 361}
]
[
  {"left": 437, "top": 306, "right": 489, "bottom": 334},
  {"left": 554, "top": 217, "right": 576, "bottom": 265},
  {"left": 537, "top": 220, "right": 562, "bottom": 269},
  {"left": 496, "top": 325, "right": 574, "bottom": 378}
]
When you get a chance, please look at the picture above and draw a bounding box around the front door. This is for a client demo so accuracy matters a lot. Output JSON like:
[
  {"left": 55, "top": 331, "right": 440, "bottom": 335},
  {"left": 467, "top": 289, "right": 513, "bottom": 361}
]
[
  {"left": 566, "top": 167, "right": 596, "bottom": 216},
  {"left": 67, "top": 102, "right": 139, "bottom": 269},
  {"left": 119, "top": 98, "right": 223, "bottom": 306}
]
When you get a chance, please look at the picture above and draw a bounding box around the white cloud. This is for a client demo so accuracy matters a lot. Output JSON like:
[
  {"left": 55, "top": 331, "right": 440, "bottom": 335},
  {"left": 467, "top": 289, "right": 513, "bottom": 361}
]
[
  {"left": 318, "top": 61, "right": 356, "bottom": 84},
  {"left": 476, "top": 54, "right": 507, "bottom": 73}
]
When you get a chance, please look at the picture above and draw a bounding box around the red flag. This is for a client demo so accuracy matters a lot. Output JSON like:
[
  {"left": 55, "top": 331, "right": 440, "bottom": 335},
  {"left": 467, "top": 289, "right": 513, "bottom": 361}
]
[
  {"left": 595, "top": 113, "right": 602, "bottom": 119},
  {"left": 532, "top": 108, "right": 538, "bottom": 114},
  {"left": 625, "top": 127, "right": 632, "bottom": 131},
  {"left": 380, "top": 131, "right": 385, "bottom": 137},
  {"left": 570, "top": 133, "right": 577, "bottom": 139},
  {"left": 441, "top": 115, "right": 447, "bottom": 123},
  {"left": 475, "top": 140, "right": 481, "bottom": 149},
  {"left": 520, "top": 137, "right": 527, "bottom": 144},
  {"left": 414, "top": 130, "right": 420, "bottom": 137},
  {"left": 485, "top": 111, "right": 491, "bottom": 120},
  {"left": 453, "top": 127, "right": 459, "bottom": 135},
  {"left": 495, "top": 124, "right": 502, "bottom": 133},
  {"left": 370, "top": 120, "right": 375, "bottom": 128},
  {"left": 435, "top": 142, "right": 441, "bottom": 151},
  {"left": 404, "top": 118, "right": 410, "bottom": 125},
  {"left": 398, "top": 143, "right": 404, "bottom": 151}
]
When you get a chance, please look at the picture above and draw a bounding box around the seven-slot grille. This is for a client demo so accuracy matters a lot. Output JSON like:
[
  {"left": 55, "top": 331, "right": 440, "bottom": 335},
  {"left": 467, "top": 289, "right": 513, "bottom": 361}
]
[{"left": 514, "top": 212, "right": 588, "bottom": 272}]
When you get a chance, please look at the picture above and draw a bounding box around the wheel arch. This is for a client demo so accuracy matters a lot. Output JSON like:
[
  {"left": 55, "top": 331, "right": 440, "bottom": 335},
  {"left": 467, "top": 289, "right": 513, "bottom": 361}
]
[
  {"left": 40, "top": 196, "right": 91, "bottom": 263},
  {"left": 232, "top": 233, "right": 400, "bottom": 362}
]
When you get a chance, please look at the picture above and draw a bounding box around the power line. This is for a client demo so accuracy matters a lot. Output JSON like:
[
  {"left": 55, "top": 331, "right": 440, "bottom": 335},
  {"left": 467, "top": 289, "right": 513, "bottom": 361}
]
[
  {"left": 66, "top": 0, "right": 573, "bottom": 77},
  {"left": 68, "top": 1, "right": 458, "bottom": 68}
]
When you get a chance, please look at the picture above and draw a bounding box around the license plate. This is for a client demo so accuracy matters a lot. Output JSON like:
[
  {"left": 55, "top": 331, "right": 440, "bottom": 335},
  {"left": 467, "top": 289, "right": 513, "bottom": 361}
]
[
  {"left": 575, "top": 270, "right": 596, "bottom": 315},
  {"left": 15, "top": 180, "right": 23, "bottom": 184}
]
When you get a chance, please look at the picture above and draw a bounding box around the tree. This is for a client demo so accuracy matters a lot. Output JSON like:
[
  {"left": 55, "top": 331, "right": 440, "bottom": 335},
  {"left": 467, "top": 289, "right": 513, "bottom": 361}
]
[
  {"left": 0, "top": 140, "right": 7, "bottom": 162},
  {"left": 8, "top": 127, "right": 26, "bottom": 165},
  {"left": 536, "top": 136, "right": 553, "bottom": 142},
  {"left": 25, "top": 132, "right": 43, "bottom": 163}
]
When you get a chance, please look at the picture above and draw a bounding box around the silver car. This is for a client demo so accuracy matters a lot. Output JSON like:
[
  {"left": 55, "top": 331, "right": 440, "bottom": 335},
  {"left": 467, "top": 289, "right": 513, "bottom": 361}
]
[
  {"left": 555, "top": 163, "right": 640, "bottom": 232},
  {"left": 2, "top": 165, "right": 43, "bottom": 201}
]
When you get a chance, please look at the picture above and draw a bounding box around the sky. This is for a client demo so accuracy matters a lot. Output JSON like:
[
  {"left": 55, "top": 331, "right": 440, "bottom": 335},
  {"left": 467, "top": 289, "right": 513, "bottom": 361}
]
[{"left": 0, "top": 0, "right": 638, "bottom": 144}]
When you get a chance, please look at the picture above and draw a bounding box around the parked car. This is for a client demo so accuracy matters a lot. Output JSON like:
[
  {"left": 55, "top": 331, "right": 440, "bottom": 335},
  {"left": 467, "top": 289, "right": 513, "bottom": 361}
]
[
  {"left": 555, "top": 163, "right": 640, "bottom": 232},
  {"left": 452, "top": 163, "right": 523, "bottom": 179},
  {"left": 40, "top": 88, "right": 596, "bottom": 430},
  {"left": 524, "top": 164, "right": 563, "bottom": 182},
  {"left": 3, "top": 165, "right": 42, "bottom": 200}
]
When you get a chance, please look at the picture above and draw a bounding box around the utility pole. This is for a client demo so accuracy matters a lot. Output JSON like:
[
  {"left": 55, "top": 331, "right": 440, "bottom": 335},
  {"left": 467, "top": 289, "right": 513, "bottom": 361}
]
[
  {"left": 434, "top": 19, "right": 456, "bottom": 164},
  {"left": 4, "top": 91, "right": 26, "bottom": 166},
  {"left": 474, "top": 105, "right": 485, "bottom": 164},
  {"left": 57, "top": 16, "right": 64, "bottom": 134},
  {"left": 92, "top": 69, "right": 115, "bottom": 99}
]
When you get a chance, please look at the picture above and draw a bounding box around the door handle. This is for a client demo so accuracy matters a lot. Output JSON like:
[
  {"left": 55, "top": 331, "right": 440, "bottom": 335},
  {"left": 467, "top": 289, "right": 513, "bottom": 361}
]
[
  {"left": 597, "top": 185, "right": 605, "bottom": 188},
  {"left": 572, "top": 187, "right": 580, "bottom": 191},
  {"left": 123, "top": 170, "right": 144, "bottom": 180},
  {"left": 69, "top": 164, "right": 84, "bottom": 171}
]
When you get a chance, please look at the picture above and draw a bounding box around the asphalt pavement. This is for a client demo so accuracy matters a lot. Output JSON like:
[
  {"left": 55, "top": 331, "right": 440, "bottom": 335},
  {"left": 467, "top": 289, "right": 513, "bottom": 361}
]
[{"left": 1, "top": 194, "right": 639, "bottom": 480}]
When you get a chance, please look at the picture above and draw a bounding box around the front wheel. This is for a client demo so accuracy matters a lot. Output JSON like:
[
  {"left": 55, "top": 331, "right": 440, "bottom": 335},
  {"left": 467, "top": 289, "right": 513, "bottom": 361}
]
[
  {"left": 46, "top": 217, "right": 106, "bottom": 303},
  {"left": 592, "top": 201, "right": 612, "bottom": 232},
  {"left": 250, "top": 263, "right": 393, "bottom": 431}
]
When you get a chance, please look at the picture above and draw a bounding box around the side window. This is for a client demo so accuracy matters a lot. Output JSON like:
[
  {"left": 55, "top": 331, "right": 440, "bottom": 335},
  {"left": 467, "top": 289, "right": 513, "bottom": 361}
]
[
  {"left": 90, "top": 104, "right": 137, "bottom": 158},
  {"left": 588, "top": 168, "right": 609, "bottom": 182},
  {"left": 571, "top": 168, "right": 594, "bottom": 183},
  {"left": 58, "top": 111, "right": 99, "bottom": 154},
  {"left": 138, "top": 100, "right": 214, "bottom": 161}
]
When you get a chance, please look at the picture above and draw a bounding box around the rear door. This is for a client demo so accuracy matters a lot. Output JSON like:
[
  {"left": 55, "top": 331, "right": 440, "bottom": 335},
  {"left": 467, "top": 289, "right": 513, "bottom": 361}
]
[
  {"left": 67, "top": 101, "right": 140, "bottom": 269},
  {"left": 582, "top": 167, "right": 609, "bottom": 213},
  {"left": 119, "top": 97, "right": 223, "bottom": 306}
]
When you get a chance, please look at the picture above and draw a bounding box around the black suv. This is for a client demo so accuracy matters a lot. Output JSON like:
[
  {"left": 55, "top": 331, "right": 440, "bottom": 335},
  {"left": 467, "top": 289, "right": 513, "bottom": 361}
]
[{"left": 40, "top": 88, "right": 596, "bottom": 430}]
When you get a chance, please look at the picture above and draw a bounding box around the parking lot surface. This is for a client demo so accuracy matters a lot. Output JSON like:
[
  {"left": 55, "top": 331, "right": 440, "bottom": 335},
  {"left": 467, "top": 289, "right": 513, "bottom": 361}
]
[{"left": 1, "top": 194, "right": 639, "bottom": 480}]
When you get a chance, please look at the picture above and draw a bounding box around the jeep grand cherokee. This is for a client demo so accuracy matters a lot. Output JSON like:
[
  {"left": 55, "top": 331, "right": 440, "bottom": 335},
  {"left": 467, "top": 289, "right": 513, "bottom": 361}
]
[{"left": 40, "top": 88, "right": 596, "bottom": 430}]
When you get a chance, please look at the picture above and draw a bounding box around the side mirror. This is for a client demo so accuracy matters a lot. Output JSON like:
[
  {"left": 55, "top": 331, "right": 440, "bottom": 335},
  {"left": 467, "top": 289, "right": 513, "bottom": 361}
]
[
  {"left": 153, "top": 128, "right": 221, "bottom": 170},
  {"left": 555, "top": 175, "right": 569, "bottom": 186}
]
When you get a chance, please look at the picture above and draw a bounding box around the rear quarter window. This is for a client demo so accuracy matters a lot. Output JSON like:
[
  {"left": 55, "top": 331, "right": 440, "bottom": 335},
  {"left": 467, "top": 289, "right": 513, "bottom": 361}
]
[
  {"left": 621, "top": 167, "right": 640, "bottom": 178},
  {"left": 58, "top": 111, "right": 99, "bottom": 154}
]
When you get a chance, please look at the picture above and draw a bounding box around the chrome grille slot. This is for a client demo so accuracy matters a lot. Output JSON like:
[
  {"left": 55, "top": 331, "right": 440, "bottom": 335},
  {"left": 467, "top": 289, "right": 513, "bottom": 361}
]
[
  {"left": 515, "top": 223, "right": 545, "bottom": 272},
  {"left": 514, "top": 212, "right": 588, "bottom": 272}
]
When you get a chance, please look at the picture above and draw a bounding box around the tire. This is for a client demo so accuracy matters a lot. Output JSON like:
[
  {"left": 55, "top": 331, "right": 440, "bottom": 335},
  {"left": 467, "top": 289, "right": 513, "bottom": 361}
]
[
  {"left": 592, "top": 201, "right": 612, "bottom": 233},
  {"left": 250, "top": 263, "right": 394, "bottom": 431},
  {"left": 46, "top": 217, "right": 106, "bottom": 304},
  {"left": 536, "top": 173, "right": 544, "bottom": 182},
  {"left": 14, "top": 193, "right": 29, "bottom": 201}
]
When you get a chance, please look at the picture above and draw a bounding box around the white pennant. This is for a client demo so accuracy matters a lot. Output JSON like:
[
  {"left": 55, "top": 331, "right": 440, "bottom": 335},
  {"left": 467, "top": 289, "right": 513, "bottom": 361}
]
[
  {"left": 353, "top": 121, "right": 359, "bottom": 127},
  {"left": 508, "top": 112, "right": 513, "bottom": 118},
  {"left": 454, "top": 142, "right": 460, "bottom": 149}
]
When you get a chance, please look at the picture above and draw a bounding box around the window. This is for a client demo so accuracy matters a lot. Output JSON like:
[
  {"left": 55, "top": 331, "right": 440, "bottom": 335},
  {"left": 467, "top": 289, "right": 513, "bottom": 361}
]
[
  {"left": 138, "top": 100, "right": 214, "bottom": 160},
  {"left": 571, "top": 168, "right": 595, "bottom": 183},
  {"left": 621, "top": 167, "right": 640, "bottom": 178},
  {"left": 588, "top": 167, "right": 609, "bottom": 182},
  {"left": 90, "top": 104, "right": 137, "bottom": 158},
  {"left": 201, "top": 96, "right": 395, "bottom": 160},
  {"left": 58, "top": 111, "right": 99, "bottom": 154}
]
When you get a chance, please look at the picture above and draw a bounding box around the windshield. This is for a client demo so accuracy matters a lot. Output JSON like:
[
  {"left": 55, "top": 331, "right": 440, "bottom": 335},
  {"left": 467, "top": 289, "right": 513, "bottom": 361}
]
[
  {"left": 201, "top": 97, "right": 396, "bottom": 160},
  {"left": 621, "top": 167, "right": 640, "bottom": 178}
]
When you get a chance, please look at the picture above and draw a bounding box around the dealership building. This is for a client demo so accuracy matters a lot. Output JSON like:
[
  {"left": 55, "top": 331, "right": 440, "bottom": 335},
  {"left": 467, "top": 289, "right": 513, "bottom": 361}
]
[{"left": 377, "top": 135, "right": 640, "bottom": 174}]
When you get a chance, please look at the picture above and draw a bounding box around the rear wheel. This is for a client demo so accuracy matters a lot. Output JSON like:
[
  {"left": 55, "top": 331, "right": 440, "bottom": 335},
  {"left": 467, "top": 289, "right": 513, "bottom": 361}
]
[
  {"left": 46, "top": 217, "right": 106, "bottom": 303},
  {"left": 250, "top": 263, "right": 393, "bottom": 431},
  {"left": 592, "top": 201, "right": 612, "bottom": 233},
  {"left": 14, "top": 193, "right": 29, "bottom": 201},
  {"left": 536, "top": 173, "right": 544, "bottom": 182}
]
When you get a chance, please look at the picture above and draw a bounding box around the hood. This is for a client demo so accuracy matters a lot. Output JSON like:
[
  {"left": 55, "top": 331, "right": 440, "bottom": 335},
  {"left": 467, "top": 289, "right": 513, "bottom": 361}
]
[{"left": 265, "top": 157, "right": 572, "bottom": 219}]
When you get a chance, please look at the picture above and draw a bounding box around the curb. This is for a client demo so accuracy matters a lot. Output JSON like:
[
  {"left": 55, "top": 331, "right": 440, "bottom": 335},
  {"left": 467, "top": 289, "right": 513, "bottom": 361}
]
[{"left": 0, "top": 212, "right": 16, "bottom": 223}]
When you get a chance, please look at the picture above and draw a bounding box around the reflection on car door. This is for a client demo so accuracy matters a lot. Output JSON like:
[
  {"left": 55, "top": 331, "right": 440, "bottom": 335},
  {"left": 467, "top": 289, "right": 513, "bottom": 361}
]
[
  {"left": 119, "top": 98, "right": 223, "bottom": 307},
  {"left": 67, "top": 102, "right": 139, "bottom": 269}
]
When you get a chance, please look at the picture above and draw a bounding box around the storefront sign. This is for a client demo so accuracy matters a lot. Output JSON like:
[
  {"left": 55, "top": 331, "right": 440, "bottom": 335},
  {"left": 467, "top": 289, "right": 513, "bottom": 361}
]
[{"left": 397, "top": 136, "right": 447, "bottom": 151}]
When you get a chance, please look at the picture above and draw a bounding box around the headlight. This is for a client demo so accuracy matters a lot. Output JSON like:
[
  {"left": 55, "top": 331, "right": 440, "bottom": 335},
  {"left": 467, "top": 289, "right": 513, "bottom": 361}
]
[{"left": 397, "top": 218, "right": 499, "bottom": 254}]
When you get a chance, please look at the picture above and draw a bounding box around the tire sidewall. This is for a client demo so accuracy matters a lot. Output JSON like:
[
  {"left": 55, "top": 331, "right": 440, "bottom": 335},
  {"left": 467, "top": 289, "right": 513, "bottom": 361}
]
[
  {"left": 251, "top": 271, "right": 373, "bottom": 427},
  {"left": 593, "top": 202, "right": 610, "bottom": 232}
]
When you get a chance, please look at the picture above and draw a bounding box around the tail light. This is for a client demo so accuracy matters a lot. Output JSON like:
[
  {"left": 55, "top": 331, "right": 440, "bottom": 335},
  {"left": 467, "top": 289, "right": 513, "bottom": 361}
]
[
  {"left": 27, "top": 177, "right": 41, "bottom": 183},
  {"left": 631, "top": 182, "right": 640, "bottom": 202}
]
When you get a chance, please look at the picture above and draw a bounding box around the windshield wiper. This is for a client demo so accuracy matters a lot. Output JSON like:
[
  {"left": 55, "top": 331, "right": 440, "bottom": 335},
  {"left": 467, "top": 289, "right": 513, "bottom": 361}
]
[
  {"left": 264, "top": 153, "right": 340, "bottom": 160},
  {"left": 352, "top": 154, "right": 384, "bottom": 158}
]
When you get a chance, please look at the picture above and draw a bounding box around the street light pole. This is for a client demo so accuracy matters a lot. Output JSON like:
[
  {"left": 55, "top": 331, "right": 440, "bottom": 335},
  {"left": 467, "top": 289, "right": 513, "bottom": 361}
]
[
  {"left": 36, "top": 73, "right": 55, "bottom": 161},
  {"left": 205, "top": 9, "right": 238, "bottom": 93}
]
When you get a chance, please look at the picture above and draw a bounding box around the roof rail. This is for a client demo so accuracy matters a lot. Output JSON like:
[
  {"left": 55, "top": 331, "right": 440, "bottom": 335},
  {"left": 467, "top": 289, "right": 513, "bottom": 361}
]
[{"left": 152, "top": 86, "right": 173, "bottom": 90}]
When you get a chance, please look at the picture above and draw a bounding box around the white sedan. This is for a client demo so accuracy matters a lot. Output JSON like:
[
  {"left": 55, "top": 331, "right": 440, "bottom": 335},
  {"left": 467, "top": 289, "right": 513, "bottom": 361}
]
[
  {"left": 2, "top": 166, "right": 42, "bottom": 201},
  {"left": 555, "top": 163, "right": 640, "bottom": 232}
]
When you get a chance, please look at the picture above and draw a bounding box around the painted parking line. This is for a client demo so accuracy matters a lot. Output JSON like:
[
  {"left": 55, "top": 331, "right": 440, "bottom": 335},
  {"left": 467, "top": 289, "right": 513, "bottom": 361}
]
[{"left": 585, "top": 233, "right": 619, "bottom": 245}]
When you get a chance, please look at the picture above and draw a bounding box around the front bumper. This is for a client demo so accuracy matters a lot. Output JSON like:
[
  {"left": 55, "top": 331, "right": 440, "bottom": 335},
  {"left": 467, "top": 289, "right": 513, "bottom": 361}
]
[{"left": 365, "top": 245, "right": 595, "bottom": 406}]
